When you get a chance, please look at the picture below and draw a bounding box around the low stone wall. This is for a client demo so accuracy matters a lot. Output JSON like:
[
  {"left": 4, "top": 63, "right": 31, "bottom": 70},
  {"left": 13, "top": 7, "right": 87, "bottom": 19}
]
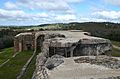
[{"left": 32, "top": 52, "right": 49, "bottom": 79}]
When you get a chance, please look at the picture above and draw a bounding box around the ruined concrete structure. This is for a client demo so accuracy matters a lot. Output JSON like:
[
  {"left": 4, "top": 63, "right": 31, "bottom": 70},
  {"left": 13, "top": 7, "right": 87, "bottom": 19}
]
[
  {"left": 14, "top": 30, "right": 112, "bottom": 56},
  {"left": 14, "top": 33, "right": 35, "bottom": 52},
  {"left": 14, "top": 30, "right": 113, "bottom": 79},
  {"left": 14, "top": 32, "right": 44, "bottom": 52}
]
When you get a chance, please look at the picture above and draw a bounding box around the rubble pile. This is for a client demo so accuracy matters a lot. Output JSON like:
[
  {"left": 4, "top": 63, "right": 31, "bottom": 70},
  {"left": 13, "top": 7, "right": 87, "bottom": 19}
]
[
  {"left": 74, "top": 56, "right": 120, "bottom": 69},
  {"left": 45, "top": 55, "right": 64, "bottom": 70}
]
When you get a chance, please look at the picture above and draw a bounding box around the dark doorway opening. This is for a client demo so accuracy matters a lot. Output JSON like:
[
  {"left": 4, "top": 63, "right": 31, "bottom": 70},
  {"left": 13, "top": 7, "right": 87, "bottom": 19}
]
[
  {"left": 26, "top": 44, "right": 32, "bottom": 50},
  {"left": 66, "top": 51, "right": 71, "bottom": 57},
  {"left": 37, "top": 35, "right": 45, "bottom": 50}
]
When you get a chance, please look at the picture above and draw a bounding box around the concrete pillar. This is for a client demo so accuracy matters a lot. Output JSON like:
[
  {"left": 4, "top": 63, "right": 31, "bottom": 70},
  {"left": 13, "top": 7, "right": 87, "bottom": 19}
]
[
  {"left": 19, "top": 42, "right": 22, "bottom": 52},
  {"left": 70, "top": 50, "right": 73, "bottom": 57},
  {"left": 65, "top": 48, "right": 67, "bottom": 57}
]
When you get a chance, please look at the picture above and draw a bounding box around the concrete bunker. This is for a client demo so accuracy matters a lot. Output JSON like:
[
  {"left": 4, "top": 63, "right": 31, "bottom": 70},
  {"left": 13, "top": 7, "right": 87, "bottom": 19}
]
[
  {"left": 48, "top": 37, "right": 112, "bottom": 57},
  {"left": 48, "top": 43, "right": 112, "bottom": 57},
  {"left": 14, "top": 31, "right": 112, "bottom": 57}
]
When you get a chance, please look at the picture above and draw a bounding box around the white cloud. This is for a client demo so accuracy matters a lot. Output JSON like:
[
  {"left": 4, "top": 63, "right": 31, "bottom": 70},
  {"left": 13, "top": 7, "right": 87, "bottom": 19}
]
[
  {"left": 0, "top": 9, "right": 49, "bottom": 21},
  {"left": 104, "top": 0, "right": 120, "bottom": 6},
  {"left": 92, "top": 11, "right": 120, "bottom": 19},
  {"left": 17, "top": 0, "right": 70, "bottom": 11},
  {"left": 14, "top": 0, "right": 84, "bottom": 14},
  {"left": 55, "top": 14, "right": 76, "bottom": 21},
  {"left": 79, "top": 17, "right": 107, "bottom": 22},
  {"left": 0, "top": 0, "right": 82, "bottom": 25},
  {"left": 64, "top": 0, "right": 83, "bottom": 3},
  {"left": 0, "top": 9, "right": 26, "bottom": 19},
  {"left": 0, "top": 8, "right": 77, "bottom": 24},
  {"left": 4, "top": 2, "right": 18, "bottom": 10}
]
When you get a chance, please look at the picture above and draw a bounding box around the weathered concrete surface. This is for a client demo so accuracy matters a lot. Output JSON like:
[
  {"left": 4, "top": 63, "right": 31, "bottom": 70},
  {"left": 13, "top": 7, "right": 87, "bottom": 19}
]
[
  {"left": 44, "top": 31, "right": 112, "bottom": 56},
  {"left": 45, "top": 55, "right": 64, "bottom": 70},
  {"left": 75, "top": 56, "right": 120, "bottom": 69},
  {"left": 48, "top": 57, "right": 120, "bottom": 79},
  {"left": 31, "top": 30, "right": 112, "bottom": 79}
]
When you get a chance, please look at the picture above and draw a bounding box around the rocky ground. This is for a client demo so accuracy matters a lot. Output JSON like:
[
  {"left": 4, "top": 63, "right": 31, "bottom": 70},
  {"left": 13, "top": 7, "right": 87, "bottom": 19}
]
[
  {"left": 47, "top": 56, "right": 120, "bottom": 79},
  {"left": 74, "top": 56, "right": 120, "bottom": 69},
  {"left": 45, "top": 55, "right": 64, "bottom": 70}
]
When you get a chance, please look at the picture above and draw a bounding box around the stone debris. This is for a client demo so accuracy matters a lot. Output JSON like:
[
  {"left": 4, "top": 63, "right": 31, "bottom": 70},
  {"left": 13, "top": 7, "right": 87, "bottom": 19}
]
[
  {"left": 74, "top": 56, "right": 120, "bottom": 69},
  {"left": 32, "top": 53, "right": 49, "bottom": 79},
  {"left": 45, "top": 55, "right": 64, "bottom": 70}
]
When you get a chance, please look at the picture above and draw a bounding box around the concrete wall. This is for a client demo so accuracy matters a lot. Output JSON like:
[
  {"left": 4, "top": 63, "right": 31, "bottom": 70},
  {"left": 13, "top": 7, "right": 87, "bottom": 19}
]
[{"left": 14, "top": 34, "right": 35, "bottom": 52}]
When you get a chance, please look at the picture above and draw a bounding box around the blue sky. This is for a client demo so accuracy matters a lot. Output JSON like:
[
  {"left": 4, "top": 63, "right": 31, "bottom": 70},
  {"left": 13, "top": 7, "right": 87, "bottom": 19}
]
[{"left": 0, "top": 0, "right": 120, "bottom": 25}]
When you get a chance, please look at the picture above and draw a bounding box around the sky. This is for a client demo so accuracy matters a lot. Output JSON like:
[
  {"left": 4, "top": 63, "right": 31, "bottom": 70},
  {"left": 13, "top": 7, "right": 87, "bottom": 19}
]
[{"left": 0, "top": 0, "right": 120, "bottom": 25}]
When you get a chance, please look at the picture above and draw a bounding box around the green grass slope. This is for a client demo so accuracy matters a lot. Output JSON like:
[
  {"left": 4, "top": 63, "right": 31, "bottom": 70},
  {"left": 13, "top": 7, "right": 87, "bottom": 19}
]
[
  {"left": 0, "top": 48, "right": 33, "bottom": 79},
  {"left": 0, "top": 47, "right": 14, "bottom": 64}
]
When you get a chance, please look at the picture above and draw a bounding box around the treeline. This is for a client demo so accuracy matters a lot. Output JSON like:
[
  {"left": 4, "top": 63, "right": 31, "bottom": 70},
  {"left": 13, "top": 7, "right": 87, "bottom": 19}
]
[
  {"left": 0, "top": 22, "right": 120, "bottom": 49},
  {"left": 59, "top": 22, "right": 120, "bottom": 41},
  {"left": 0, "top": 29, "right": 19, "bottom": 49},
  {"left": 0, "top": 27, "right": 35, "bottom": 49}
]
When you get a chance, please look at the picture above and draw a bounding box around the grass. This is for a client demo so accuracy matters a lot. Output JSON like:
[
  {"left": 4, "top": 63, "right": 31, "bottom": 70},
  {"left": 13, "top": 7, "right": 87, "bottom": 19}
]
[
  {"left": 111, "top": 40, "right": 120, "bottom": 47},
  {"left": 111, "top": 40, "right": 120, "bottom": 57},
  {"left": 21, "top": 56, "right": 36, "bottom": 79},
  {"left": 0, "top": 47, "right": 40, "bottom": 79},
  {"left": 0, "top": 50, "right": 33, "bottom": 79},
  {"left": 21, "top": 50, "right": 41, "bottom": 79},
  {"left": 0, "top": 47, "right": 14, "bottom": 64},
  {"left": 111, "top": 47, "right": 120, "bottom": 57}
]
